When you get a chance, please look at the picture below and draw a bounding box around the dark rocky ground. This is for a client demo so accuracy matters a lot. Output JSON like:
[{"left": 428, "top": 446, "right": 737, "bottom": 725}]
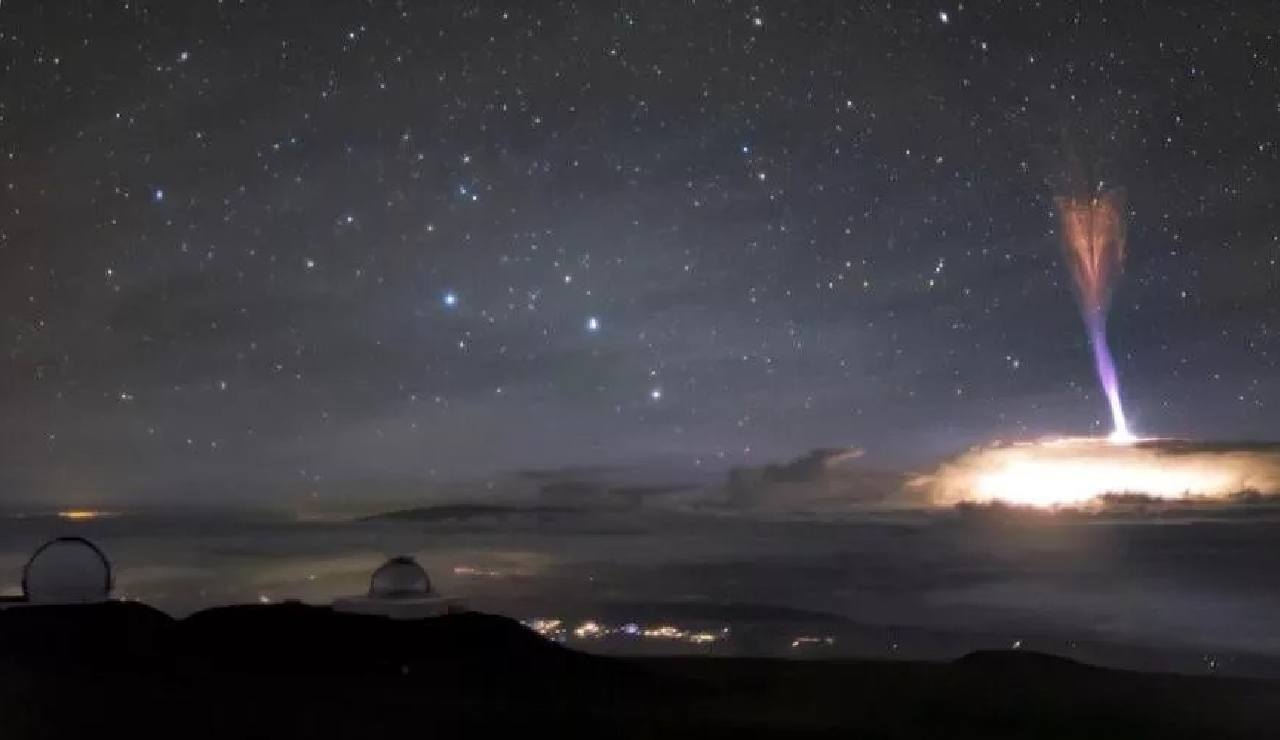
[{"left": 1, "top": 602, "right": 1276, "bottom": 738}]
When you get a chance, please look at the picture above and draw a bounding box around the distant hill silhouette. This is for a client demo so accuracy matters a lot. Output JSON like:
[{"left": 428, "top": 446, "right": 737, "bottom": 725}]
[
  {"left": 360, "top": 503, "right": 579, "bottom": 522},
  {"left": 1, "top": 601, "right": 1277, "bottom": 738},
  {"left": 952, "top": 648, "right": 1098, "bottom": 674},
  {"left": 181, "top": 603, "right": 600, "bottom": 679},
  {"left": 0, "top": 601, "right": 175, "bottom": 668}
]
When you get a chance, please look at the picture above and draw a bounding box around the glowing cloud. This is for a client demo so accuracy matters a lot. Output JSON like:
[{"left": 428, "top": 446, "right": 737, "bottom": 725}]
[{"left": 911, "top": 438, "right": 1280, "bottom": 508}]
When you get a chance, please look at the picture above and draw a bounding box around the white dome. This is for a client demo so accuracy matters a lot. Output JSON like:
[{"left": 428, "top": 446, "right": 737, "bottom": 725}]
[
  {"left": 368, "top": 556, "right": 432, "bottom": 599},
  {"left": 23, "top": 537, "right": 112, "bottom": 604}
]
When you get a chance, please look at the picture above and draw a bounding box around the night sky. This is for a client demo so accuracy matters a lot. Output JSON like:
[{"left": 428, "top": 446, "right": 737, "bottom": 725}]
[{"left": 2, "top": 2, "right": 1278, "bottom": 504}]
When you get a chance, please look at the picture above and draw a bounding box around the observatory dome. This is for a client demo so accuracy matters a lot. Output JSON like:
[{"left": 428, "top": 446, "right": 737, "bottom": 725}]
[
  {"left": 369, "top": 556, "right": 433, "bottom": 599},
  {"left": 334, "top": 555, "right": 460, "bottom": 619},
  {"left": 23, "top": 537, "right": 113, "bottom": 604}
]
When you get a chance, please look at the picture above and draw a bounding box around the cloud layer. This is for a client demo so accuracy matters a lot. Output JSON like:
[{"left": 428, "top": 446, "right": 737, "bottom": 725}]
[{"left": 912, "top": 438, "right": 1280, "bottom": 507}]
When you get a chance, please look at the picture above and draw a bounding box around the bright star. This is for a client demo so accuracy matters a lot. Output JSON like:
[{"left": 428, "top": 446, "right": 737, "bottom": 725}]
[{"left": 443, "top": 291, "right": 458, "bottom": 307}]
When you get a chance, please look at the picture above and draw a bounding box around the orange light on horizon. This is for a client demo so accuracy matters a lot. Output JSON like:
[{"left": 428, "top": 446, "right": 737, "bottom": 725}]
[{"left": 57, "top": 510, "right": 106, "bottom": 520}]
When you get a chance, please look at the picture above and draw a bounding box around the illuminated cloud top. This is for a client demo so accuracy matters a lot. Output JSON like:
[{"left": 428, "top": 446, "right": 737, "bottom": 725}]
[{"left": 912, "top": 438, "right": 1280, "bottom": 509}]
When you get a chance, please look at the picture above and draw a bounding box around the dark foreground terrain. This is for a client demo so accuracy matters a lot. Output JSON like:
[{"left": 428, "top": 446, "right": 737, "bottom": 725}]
[{"left": 1, "top": 602, "right": 1275, "bottom": 738}]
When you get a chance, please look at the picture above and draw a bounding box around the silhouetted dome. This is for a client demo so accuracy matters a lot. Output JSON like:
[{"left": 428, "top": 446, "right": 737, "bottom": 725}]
[
  {"left": 369, "top": 556, "right": 432, "bottom": 599},
  {"left": 333, "top": 556, "right": 458, "bottom": 619},
  {"left": 23, "top": 537, "right": 112, "bottom": 604}
]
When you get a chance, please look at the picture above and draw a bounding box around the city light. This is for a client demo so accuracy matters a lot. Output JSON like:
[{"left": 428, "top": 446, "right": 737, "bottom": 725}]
[
  {"left": 523, "top": 617, "right": 730, "bottom": 646},
  {"left": 790, "top": 636, "right": 837, "bottom": 649},
  {"left": 452, "top": 565, "right": 503, "bottom": 578}
]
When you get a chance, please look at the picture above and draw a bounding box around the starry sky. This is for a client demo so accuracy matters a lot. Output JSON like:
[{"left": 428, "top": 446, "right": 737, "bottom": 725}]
[{"left": 1, "top": 1, "right": 1278, "bottom": 505}]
